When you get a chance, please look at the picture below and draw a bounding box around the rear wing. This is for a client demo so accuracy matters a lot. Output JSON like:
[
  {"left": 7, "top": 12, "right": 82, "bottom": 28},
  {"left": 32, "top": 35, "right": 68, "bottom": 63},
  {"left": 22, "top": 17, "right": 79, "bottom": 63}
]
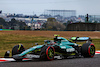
[{"left": 70, "top": 37, "right": 92, "bottom": 42}]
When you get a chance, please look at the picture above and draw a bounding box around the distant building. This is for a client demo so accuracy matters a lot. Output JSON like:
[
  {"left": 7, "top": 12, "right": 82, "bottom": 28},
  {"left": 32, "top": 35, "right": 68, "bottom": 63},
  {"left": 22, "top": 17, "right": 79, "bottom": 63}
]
[
  {"left": 34, "top": 23, "right": 41, "bottom": 30},
  {"left": 87, "top": 15, "right": 100, "bottom": 23},
  {"left": 44, "top": 10, "right": 76, "bottom": 17},
  {"left": 27, "top": 22, "right": 41, "bottom": 30}
]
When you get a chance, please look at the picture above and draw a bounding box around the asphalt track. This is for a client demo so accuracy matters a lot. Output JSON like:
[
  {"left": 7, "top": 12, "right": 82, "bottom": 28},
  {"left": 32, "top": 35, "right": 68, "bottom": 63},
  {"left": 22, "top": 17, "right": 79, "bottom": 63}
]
[{"left": 0, "top": 55, "right": 100, "bottom": 67}]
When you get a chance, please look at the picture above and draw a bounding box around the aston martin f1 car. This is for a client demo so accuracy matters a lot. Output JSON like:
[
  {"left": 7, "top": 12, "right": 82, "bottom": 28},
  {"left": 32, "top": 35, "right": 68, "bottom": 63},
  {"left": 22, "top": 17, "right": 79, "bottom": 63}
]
[{"left": 12, "top": 35, "right": 95, "bottom": 61}]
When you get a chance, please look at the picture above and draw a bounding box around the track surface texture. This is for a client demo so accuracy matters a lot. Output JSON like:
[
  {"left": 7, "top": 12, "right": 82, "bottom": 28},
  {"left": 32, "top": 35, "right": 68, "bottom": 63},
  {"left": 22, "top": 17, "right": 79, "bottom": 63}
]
[{"left": 0, "top": 55, "right": 100, "bottom": 67}]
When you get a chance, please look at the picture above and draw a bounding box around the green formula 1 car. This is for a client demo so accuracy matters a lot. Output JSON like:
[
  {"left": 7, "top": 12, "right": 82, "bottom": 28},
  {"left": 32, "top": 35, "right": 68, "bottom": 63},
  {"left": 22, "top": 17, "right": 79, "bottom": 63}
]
[{"left": 12, "top": 35, "right": 95, "bottom": 61}]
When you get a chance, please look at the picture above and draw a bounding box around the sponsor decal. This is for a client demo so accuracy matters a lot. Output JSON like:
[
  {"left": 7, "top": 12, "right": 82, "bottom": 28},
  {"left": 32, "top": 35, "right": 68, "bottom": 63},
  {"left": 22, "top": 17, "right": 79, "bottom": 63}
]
[
  {"left": 66, "top": 48, "right": 75, "bottom": 52},
  {"left": 79, "top": 37, "right": 89, "bottom": 40},
  {"left": 60, "top": 46, "right": 66, "bottom": 49},
  {"left": 25, "top": 54, "right": 40, "bottom": 59}
]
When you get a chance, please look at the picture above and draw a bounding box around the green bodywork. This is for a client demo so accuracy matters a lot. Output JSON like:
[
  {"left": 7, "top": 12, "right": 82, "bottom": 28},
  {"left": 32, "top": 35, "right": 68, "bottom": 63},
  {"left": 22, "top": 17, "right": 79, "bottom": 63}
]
[
  {"left": 19, "top": 45, "right": 43, "bottom": 56},
  {"left": 55, "top": 37, "right": 76, "bottom": 49},
  {"left": 19, "top": 37, "right": 77, "bottom": 57}
]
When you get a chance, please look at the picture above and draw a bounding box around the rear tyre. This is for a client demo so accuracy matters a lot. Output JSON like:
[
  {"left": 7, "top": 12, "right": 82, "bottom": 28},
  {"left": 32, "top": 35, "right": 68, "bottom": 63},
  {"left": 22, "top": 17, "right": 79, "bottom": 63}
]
[
  {"left": 81, "top": 43, "right": 95, "bottom": 57},
  {"left": 40, "top": 46, "right": 55, "bottom": 61}
]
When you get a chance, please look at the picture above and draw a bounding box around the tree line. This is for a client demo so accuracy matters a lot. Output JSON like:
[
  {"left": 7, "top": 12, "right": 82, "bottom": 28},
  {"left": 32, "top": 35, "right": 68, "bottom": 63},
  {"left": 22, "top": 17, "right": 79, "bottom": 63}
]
[
  {"left": 41, "top": 18, "right": 69, "bottom": 31},
  {"left": 0, "top": 17, "right": 31, "bottom": 30},
  {"left": 0, "top": 17, "right": 71, "bottom": 31}
]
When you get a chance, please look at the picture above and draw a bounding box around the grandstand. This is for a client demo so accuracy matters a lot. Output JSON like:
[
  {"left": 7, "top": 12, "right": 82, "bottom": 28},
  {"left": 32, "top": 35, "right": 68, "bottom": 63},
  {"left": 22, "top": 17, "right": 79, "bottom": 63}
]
[{"left": 44, "top": 10, "right": 76, "bottom": 17}]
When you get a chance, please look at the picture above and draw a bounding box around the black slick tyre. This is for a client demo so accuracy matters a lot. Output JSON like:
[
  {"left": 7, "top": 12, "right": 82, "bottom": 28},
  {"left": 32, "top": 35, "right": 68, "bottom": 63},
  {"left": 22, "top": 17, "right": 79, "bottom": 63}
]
[
  {"left": 12, "top": 44, "right": 25, "bottom": 61},
  {"left": 81, "top": 43, "right": 95, "bottom": 57},
  {"left": 12, "top": 45, "right": 25, "bottom": 56},
  {"left": 40, "top": 46, "right": 55, "bottom": 61}
]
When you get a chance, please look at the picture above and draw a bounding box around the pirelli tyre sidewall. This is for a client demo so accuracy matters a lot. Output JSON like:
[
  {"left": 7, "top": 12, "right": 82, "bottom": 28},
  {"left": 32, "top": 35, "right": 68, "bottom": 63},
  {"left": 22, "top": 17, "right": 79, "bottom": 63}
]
[
  {"left": 46, "top": 46, "right": 55, "bottom": 60},
  {"left": 40, "top": 46, "right": 55, "bottom": 61},
  {"left": 81, "top": 43, "right": 95, "bottom": 57}
]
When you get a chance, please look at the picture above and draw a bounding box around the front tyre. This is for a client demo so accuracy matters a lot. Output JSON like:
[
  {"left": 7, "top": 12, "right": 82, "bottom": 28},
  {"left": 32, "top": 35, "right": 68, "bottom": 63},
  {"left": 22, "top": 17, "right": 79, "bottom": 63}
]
[
  {"left": 46, "top": 46, "right": 55, "bottom": 60},
  {"left": 12, "top": 44, "right": 25, "bottom": 56},
  {"left": 12, "top": 44, "right": 25, "bottom": 61},
  {"left": 40, "top": 46, "right": 55, "bottom": 61},
  {"left": 81, "top": 43, "right": 95, "bottom": 57}
]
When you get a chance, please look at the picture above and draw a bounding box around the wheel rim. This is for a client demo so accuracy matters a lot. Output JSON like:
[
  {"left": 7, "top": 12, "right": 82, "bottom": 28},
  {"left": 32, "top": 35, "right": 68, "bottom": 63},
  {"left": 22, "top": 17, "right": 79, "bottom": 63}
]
[
  {"left": 88, "top": 44, "right": 95, "bottom": 57},
  {"left": 46, "top": 46, "right": 55, "bottom": 60},
  {"left": 48, "top": 49, "right": 54, "bottom": 57}
]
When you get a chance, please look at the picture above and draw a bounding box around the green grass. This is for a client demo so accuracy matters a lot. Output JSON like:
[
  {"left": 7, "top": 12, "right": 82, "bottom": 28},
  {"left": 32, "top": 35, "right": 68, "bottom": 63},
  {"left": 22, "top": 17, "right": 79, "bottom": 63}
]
[
  {"left": 0, "top": 33, "right": 100, "bottom": 57},
  {"left": 2, "top": 29, "right": 13, "bottom": 31},
  {"left": 0, "top": 34, "right": 52, "bottom": 57},
  {"left": 92, "top": 39, "right": 100, "bottom": 50}
]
